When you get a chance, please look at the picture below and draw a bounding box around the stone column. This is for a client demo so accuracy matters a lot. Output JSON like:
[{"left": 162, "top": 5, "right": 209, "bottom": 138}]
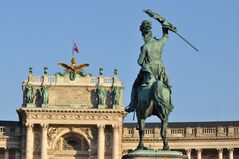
[
  {"left": 228, "top": 148, "right": 234, "bottom": 159},
  {"left": 112, "top": 125, "right": 119, "bottom": 159},
  {"left": 4, "top": 148, "right": 9, "bottom": 159},
  {"left": 218, "top": 148, "right": 223, "bottom": 159},
  {"left": 97, "top": 124, "right": 105, "bottom": 159},
  {"left": 41, "top": 124, "right": 48, "bottom": 159},
  {"left": 15, "top": 149, "right": 20, "bottom": 159},
  {"left": 186, "top": 149, "right": 191, "bottom": 159},
  {"left": 196, "top": 149, "right": 202, "bottom": 159},
  {"left": 26, "top": 123, "right": 34, "bottom": 159}
]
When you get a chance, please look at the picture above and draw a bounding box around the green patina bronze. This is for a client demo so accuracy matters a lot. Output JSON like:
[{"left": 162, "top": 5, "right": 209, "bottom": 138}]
[
  {"left": 96, "top": 86, "right": 106, "bottom": 107},
  {"left": 122, "top": 149, "right": 187, "bottom": 159},
  {"left": 28, "top": 67, "right": 33, "bottom": 75},
  {"left": 44, "top": 67, "right": 48, "bottom": 75},
  {"left": 40, "top": 85, "right": 50, "bottom": 105},
  {"left": 125, "top": 10, "right": 174, "bottom": 150},
  {"left": 99, "top": 68, "right": 104, "bottom": 76},
  {"left": 114, "top": 68, "right": 118, "bottom": 77},
  {"left": 24, "top": 83, "right": 36, "bottom": 104},
  {"left": 111, "top": 86, "right": 121, "bottom": 106}
]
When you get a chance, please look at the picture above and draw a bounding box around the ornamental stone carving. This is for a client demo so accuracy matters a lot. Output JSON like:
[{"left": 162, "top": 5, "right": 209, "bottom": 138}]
[
  {"left": 47, "top": 127, "right": 65, "bottom": 147},
  {"left": 29, "top": 113, "right": 117, "bottom": 122}
]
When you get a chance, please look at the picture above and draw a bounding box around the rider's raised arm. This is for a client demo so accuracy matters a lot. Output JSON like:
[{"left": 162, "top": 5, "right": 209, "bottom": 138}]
[{"left": 159, "top": 27, "right": 169, "bottom": 45}]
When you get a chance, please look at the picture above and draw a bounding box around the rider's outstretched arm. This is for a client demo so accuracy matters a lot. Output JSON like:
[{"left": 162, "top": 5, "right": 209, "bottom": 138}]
[{"left": 158, "top": 26, "right": 169, "bottom": 46}]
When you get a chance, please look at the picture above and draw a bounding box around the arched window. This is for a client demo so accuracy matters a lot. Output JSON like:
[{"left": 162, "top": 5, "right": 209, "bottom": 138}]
[
  {"left": 63, "top": 136, "right": 82, "bottom": 150},
  {"left": 55, "top": 134, "right": 89, "bottom": 151}
]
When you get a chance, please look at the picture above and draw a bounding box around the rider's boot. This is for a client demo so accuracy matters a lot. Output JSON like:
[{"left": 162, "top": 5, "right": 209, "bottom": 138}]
[
  {"left": 125, "top": 82, "right": 138, "bottom": 113},
  {"left": 125, "top": 102, "right": 136, "bottom": 113}
]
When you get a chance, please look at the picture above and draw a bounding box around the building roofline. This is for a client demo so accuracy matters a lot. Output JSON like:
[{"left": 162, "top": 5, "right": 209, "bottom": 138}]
[
  {"left": 124, "top": 120, "right": 239, "bottom": 128},
  {"left": 0, "top": 120, "right": 20, "bottom": 126}
]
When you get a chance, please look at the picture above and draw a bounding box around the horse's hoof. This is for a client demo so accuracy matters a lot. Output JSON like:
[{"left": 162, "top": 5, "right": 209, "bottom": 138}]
[
  {"left": 163, "top": 145, "right": 169, "bottom": 150},
  {"left": 136, "top": 145, "right": 148, "bottom": 150},
  {"left": 143, "top": 146, "right": 148, "bottom": 150}
]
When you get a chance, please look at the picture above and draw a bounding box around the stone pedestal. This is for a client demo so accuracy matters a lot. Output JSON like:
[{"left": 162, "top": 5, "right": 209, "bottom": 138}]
[{"left": 122, "top": 149, "right": 188, "bottom": 159}]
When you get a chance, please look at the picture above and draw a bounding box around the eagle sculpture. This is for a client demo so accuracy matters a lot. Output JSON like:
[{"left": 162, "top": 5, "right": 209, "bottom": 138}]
[
  {"left": 58, "top": 57, "right": 89, "bottom": 73},
  {"left": 58, "top": 57, "right": 89, "bottom": 81}
]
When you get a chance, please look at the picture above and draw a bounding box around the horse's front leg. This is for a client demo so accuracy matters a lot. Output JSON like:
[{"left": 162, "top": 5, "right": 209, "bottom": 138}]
[
  {"left": 161, "top": 117, "right": 169, "bottom": 150},
  {"left": 137, "top": 119, "right": 146, "bottom": 150}
]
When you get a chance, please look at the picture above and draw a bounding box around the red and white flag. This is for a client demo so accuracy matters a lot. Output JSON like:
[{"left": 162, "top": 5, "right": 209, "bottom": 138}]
[{"left": 73, "top": 42, "right": 79, "bottom": 53}]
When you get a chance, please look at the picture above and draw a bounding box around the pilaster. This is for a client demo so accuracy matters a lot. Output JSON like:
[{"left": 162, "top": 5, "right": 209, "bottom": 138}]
[
  {"left": 186, "top": 149, "right": 191, "bottom": 159},
  {"left": 112, "top": 124, "right": 119, "bottom": 159},
  {"left": 228, "top": 148, "right": 234, "bottom": 159},
  {"left": 217, "top": 148, "right": 223, "bottom": 159},
  {"left": 97, "top": 124, "right": 105, "bottom": 159},
  {"left": 4, "top": 148, "right": 9, "bottom": 159},
  {"left": 41, "top": 123, "right": 48, "bottom": 159},
  {"left": 26, "top": 123, "right": 34, "bottom": 159},
  {"left": 196, "top": 148, "right": 202, "bottom": 159}
]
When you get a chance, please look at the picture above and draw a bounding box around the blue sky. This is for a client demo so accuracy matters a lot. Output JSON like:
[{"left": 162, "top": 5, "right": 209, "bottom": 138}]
[{"left": 0, "top": 1, "right": 239, "bottom": 122}]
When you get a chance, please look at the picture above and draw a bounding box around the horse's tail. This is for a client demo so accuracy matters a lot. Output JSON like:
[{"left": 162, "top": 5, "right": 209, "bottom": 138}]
[{"left": 153, "top": 80, "right": 173, "bottom": 119}]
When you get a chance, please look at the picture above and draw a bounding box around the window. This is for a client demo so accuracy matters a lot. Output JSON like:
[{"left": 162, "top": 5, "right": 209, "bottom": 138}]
[
  {"left": 234, "top": 127, "right": 239, "bottom": 134},
  {"left": 10, "top": 127, "right": 16, "bottom": 133},
  {"left": 171, "top": 128, "right": 185, "bottom": 134},
  {"left": 0, "top": 127, "right": 5, "bottom": 133},
  {"left": 223, "top": 127, "right": 227, "bottom": 134},
  {"left": 202, "top": 128, "right": 216, "bottom": 134},
  {"left": 62, "top": 136, "right": 88, "bottom": 151},
  {"left": 145, "top": 129, "right": 154, "bottom": 134},
  {"left": 128, "top": 129, "right": 133, "bottom": 135},
  {"left": 192, "top": 128, "right": 197, "bottom": 134}
]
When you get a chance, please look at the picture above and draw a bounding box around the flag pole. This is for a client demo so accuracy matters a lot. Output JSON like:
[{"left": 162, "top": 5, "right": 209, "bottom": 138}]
[{"left": 72, "top": 40, "right": 74, "bottom": 57}]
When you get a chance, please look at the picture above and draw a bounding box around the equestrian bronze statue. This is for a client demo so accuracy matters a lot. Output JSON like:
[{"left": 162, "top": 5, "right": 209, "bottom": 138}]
[{"left": 125, "top": 9, "right": 175, "bottom": 150}]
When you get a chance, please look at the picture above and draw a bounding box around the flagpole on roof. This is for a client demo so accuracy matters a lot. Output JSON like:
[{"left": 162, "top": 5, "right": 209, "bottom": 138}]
[{"left": 72, "top": 40, "right": 74, "bottom": 57}]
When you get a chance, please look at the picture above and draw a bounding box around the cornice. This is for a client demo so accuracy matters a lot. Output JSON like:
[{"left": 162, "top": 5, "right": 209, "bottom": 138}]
[{"left": 18, "top": 107, "right": 127, "bottom": 115}]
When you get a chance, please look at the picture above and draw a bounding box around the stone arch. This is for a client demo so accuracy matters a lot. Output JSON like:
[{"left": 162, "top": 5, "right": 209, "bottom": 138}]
[{"left": 50, "top": 127, "right": 91, "bottom": 150}]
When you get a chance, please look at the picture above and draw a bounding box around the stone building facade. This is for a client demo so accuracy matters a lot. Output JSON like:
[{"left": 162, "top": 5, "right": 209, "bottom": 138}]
[{"left": 0, "top": 66, "right": 238, "bottom": 159}]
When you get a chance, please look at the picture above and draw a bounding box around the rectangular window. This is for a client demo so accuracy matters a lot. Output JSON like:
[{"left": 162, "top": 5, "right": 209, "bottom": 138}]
[
  {"left": 171, "top": 128, "right": 185, "bottom": 134},
  {"left": 234, "top": 127, "right": 239, "bottom": 133},
  {"left": 145, "top": 129, "right": 154, "bottom": 134},
  {"left": 10, "top": 127, "right": 16, "bottom": 133},
  {"left": 202, "top": 128, "right": 216, "bottom": 134},
  {"left": 192, "top": 128, "right": 197, "bottom": 134},
  {"left": 128, "top": 129, "right": 133, "bottom": 135},
  {"left": 0, "top": 127, "right": 5, "bottom": 133},
  {"left": 223, "top": 127, "right": 227, "bottom": 134}
]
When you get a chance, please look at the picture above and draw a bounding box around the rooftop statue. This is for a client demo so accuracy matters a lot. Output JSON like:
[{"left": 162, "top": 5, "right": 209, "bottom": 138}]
[
  {"left": 23, "top": 83, "right": 36, "bottom": 104},
  {"left": 58, "top": 57, "right": 89, "bottom": 81},
  {"left": 40, "top": 85, "right": 50, "bottom": 105},
  {"left": 125, "top": 9, "right": 175, "bottom": 150}
]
